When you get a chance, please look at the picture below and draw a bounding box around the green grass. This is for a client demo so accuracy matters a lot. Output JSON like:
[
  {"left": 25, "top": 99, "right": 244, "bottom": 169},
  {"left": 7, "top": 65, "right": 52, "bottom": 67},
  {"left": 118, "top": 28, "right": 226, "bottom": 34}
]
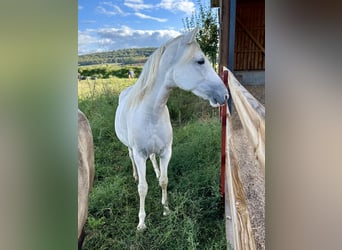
[{"left": 78, "top": 75, "right": 229, "bottom": 249}]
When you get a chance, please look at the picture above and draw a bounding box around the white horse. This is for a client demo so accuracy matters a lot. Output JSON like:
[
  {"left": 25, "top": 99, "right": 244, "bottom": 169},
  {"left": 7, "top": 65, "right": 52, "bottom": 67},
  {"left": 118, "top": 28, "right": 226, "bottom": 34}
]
[
  {"left": 78, "top": 109, "right": 95, "bottom": 249},
  {"left": 114, "top": 28, "right": 228, "bottom": 230}
]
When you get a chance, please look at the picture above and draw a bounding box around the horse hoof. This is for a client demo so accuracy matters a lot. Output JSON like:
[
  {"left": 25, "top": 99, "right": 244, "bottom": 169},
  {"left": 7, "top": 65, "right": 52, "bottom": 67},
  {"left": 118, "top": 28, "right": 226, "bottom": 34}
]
[
  {"left": 137, "top": 224, "right": 146, "bottom": 231},
  {"left": 163, "top": 206, "right": 171, "bottom": 216}
]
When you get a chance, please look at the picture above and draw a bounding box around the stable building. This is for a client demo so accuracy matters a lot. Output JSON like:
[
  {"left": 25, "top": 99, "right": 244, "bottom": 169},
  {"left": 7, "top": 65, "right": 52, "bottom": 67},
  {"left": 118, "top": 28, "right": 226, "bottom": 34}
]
[{"left": 212, "top": 0, "right": 265, "bottom": 85}]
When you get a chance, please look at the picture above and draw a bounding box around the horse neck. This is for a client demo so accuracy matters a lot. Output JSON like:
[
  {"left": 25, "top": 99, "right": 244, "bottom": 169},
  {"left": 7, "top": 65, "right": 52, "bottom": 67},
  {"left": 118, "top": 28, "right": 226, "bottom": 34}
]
[
  {"left": 138, "top": 42, "right": 180, "bottom": 112},
  {"left": 143, "top": 69, "right": 173, "bottom": 112}
]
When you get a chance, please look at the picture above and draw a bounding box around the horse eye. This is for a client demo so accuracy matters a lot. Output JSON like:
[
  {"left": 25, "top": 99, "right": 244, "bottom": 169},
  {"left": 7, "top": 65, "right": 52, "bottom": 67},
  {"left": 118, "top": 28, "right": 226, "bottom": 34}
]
[{"left": 197, "top": 58, "right": 205, "bottom": 65}]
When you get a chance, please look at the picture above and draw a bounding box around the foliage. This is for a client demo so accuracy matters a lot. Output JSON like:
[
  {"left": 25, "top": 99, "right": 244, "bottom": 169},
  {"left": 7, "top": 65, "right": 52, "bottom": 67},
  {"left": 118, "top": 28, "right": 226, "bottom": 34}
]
[
  {"left": 78, "top": 47, "right": 156, "bottom": 66},
  {"left": 168, "top": 88, "right": 219, "bottom": 125},
  {"left": 183, "top": 0, "right": 219, "bottom": 67},
  {"left": 78, "top": 73, "right": 228, "bottom": 249},
  {"left": 78, "top": 64, "right": 142, "bottom": 79}
]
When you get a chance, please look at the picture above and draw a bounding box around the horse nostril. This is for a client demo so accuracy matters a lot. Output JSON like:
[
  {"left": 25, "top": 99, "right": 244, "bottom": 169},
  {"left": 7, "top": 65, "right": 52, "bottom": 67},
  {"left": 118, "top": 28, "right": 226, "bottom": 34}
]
[{"left": 224, "top": 94, "right": 229, "bottom": 100}]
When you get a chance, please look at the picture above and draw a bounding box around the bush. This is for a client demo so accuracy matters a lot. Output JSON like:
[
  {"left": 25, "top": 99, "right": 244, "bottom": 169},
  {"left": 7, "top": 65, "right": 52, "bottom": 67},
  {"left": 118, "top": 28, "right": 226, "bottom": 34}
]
[
  {"left": 78, "top": 65, "right": 142, "bottom": 79},
  {"left": 168, "top": 88, "right": 220, "bottom": 125}
]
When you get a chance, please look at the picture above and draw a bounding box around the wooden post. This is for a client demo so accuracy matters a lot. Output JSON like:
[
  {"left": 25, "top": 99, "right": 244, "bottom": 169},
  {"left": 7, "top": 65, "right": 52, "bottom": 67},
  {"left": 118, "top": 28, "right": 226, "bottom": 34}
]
[
  {"left": 219, "top": 0, "right": 229, "bottom": 70},
  {"left": 220, "top": 69, "right": 228, "bottom": 197},
  {"left": 219, "top": 0, "right": 235, "bottom": 113},
  {"left": 219, "top": 0, "right": 230, "bottom": 199},
  {"left": 219, "top": 0, "right": 236, "bottom": 71},
  {"left": 228, "top": 0, "right": 236, "bottom": 70}
]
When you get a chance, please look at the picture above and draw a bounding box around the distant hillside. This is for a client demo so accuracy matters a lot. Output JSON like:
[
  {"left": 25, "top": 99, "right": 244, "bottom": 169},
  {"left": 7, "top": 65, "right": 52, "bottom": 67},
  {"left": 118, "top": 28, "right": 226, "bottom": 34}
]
[{"left": 78, "top": 47, "right": 157, "bottom": 66}]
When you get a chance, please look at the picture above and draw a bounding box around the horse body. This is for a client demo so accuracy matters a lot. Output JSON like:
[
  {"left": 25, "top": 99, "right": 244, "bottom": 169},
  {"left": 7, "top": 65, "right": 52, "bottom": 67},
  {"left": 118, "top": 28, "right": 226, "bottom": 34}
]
[
  {"left": 116, "top": 86, "right": 173, "bottom": 156},
  {"left": 78, "top": 109, "right": 95, "bottom": 248},
  {"left": 114, "top": 29, "right": 228, "bottom": 230}
]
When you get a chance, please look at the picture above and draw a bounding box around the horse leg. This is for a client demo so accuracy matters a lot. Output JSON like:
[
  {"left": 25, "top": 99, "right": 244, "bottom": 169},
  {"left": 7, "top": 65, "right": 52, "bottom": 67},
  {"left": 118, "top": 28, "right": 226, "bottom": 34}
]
[
  {"left": 149, "top": 153, "right": 160, "bottom": 179},
  {"left": 129, "top": 148, "right": 138, "bottom": 181},
  {"left": 133, "top": 151, "right": 148, "bottom": 230},
  {"left": 78, "top": 227, "right": 86, "bottom": 250},
  {"left": 159, "top": 146, "right": 172, "bottom": 216}
]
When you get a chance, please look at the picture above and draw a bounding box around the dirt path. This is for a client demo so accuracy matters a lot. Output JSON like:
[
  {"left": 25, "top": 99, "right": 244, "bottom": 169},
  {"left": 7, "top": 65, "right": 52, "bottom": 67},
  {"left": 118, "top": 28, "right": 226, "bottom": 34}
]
[{"left": 231, "top": 85, "right": 265, "bottom": 250}]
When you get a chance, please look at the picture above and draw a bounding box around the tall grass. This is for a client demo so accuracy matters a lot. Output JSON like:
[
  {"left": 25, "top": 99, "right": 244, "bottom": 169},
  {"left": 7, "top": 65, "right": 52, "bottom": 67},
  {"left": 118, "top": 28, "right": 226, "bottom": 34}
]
[{"left": 78, "top": 77, "right": 230, "bottom": 249}]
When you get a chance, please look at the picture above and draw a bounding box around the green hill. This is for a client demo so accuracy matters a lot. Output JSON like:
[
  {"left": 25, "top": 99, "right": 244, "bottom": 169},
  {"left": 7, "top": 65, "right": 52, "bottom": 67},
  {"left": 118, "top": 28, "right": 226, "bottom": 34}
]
[{"left": 78, "top": 48, "right": 157, "bottom": 66}]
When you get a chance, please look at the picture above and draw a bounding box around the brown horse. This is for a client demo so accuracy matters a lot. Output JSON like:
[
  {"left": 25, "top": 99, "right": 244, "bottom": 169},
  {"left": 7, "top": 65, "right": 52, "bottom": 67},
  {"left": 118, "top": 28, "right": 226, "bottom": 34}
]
[{"left": 78, "top": 109, "right": 95, "bottom": 249}]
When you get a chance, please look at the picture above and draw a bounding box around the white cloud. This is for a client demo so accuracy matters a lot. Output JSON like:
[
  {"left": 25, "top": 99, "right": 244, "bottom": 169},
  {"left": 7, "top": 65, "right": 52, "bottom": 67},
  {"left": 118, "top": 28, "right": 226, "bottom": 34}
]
[
  {"left": 96, "top": 6, "right": 115, "bottom": 16},
  {"left": 124, "top": 0, "right": 154, "bottom": 12},
  {"left": 81, "top": 20, "right": 97, "bottom": 24},
  {"left": 78, "top": 5, "right": 83, "bottom": 10},
  {"left": 123, "top": 0, "right": 195, "bottom": 15},
  {"left": 96, "top": 2, "right": 127, "bottom": 16},
  {"left": 102, "top": 2, "right": 126, "bottom": 15},
  {"left": 134, "top": 12, "right": 167, "bottom": 22},
  {"left": 78, "top": 30, "right": 100, "bottom": 55},
  {"left": 78, "top": 26, "right": 181, "bottom": 55},
  {"left": 159, "top": 0, "right": 195, "bottom": 15}
]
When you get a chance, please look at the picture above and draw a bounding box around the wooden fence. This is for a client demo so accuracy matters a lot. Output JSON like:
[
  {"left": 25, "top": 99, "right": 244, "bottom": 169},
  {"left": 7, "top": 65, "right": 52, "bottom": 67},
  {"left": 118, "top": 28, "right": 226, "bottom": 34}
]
[{"left": 220, "top": 67, "right": 265, "bottom": 249}]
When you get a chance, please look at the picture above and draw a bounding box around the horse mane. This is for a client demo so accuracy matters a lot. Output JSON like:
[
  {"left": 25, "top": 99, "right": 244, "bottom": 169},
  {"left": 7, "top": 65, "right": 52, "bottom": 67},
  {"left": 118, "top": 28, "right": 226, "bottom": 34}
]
[
  {"left": 125, "top": 44, "right": 166, "bottom": 108},
  {"left": 125, "top": 34, "right": 194, "bottom": 108}
]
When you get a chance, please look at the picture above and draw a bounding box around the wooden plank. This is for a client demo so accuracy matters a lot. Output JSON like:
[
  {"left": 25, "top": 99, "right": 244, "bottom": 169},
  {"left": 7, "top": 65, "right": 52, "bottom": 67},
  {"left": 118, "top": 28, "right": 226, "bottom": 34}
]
[
  {"left": 221, "top": 70, "right": 235, "bottom": 249},
  {"left": 236, "top": 17, "right": 265, "bottom": 55},
  {"left": 222, "top": 69, "right": 257, "bottom": 250},
  {"left": 224, "top": 104, "right": 239, "bottom": 250},
  {"left": 225, "top": 67, "right": 265, "bottom": 174},
  {"left": 225, "top": 101, "right": 257, "bottom": 250},
  {"left": 225, "top": 154, "right": 235, "bottom": 248}
]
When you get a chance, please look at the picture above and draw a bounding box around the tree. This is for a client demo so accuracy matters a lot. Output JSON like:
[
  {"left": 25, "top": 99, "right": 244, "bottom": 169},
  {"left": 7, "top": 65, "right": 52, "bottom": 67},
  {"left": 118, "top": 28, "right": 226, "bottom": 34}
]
[{"left": 183, "top": 0, "right": 219, "bottom": 67}]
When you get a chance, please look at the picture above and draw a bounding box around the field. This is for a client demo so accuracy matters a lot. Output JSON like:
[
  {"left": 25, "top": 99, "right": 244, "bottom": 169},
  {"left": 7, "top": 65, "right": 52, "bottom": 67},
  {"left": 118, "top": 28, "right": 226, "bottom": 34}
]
[{"left": 78, "top": 73, "right": 230, "bottom": 249}]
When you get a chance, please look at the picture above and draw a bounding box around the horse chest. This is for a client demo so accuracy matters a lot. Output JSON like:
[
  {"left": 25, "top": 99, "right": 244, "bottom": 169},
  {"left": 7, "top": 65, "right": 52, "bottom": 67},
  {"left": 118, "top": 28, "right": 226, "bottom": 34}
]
[{"left": 130, "top": 118, "right": 172, "bottom": 156}]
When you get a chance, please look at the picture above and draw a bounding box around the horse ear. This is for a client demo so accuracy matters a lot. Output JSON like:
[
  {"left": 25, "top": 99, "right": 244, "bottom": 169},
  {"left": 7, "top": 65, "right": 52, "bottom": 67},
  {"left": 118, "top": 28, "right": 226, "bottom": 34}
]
[{"left": 183, "top": 27, "right": 199, "bottom": 44}]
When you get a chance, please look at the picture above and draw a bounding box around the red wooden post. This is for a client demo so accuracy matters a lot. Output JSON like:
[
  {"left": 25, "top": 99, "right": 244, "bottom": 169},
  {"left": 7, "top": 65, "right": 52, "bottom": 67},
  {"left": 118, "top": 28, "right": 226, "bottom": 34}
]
[{"left": 220, "top": 69, "right": 229, "bottom": 198}]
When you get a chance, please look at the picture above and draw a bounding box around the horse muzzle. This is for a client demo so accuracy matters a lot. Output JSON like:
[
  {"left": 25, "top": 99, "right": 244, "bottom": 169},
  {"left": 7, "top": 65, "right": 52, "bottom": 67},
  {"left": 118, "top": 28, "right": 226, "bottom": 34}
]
[{"left": 208, "top": 89, "right": 229, "bottom": 107}]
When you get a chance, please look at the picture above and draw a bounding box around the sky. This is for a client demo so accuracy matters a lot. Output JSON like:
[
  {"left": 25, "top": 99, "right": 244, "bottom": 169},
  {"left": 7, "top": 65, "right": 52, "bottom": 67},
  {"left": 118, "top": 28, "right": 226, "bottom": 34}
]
[{"left": 78, "top": 0, "right": 204, "bottom": 55}]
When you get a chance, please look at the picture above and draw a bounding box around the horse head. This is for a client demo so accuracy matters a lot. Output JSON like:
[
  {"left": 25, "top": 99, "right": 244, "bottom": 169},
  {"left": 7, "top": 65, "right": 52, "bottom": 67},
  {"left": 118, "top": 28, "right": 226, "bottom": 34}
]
[{"left": 163, "top": 28, "right": 228, "bottom": 107}]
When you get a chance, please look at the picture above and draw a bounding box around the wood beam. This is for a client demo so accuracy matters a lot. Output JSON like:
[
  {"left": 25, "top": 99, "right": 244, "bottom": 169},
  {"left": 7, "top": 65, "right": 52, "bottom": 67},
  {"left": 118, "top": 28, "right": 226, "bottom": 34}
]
[
  {"left": 236, "top": 17, "right": 265, "bottom": 54},
  {"left": 228, "top": 0, "right": 236, "bottom": 70},
  {"left": 227, "top": 68, "right": 265, "bottom": 174},
  {"left": 224, "top": 68, "right": 260, "bottom": 249},
  {"left": 219, "top": 0, "right": 230, "bottom": 71}
]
